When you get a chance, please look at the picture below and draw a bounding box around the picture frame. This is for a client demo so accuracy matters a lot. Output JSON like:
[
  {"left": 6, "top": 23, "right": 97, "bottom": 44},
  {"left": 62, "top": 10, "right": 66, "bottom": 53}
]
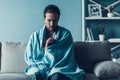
[{"left": 88, "top": 4, "right": 102, "bottom": 17}]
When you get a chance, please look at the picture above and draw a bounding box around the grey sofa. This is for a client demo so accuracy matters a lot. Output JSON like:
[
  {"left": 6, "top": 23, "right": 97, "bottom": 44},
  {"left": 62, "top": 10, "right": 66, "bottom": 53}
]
[{"left": 0, "top": 41, "right": 120, "bottom": 80}]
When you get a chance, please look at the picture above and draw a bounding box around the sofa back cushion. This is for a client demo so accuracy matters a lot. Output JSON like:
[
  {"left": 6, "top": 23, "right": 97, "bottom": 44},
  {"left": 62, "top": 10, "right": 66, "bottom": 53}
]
[
  {"left": 1, "top": 42, "right": 27, "bottom": 73},
  {"left": 0, "top": 42, "right": 1, "bottom": 71},
  {"left": 73, "top": 41, "right": 111, "bottom": 73}
]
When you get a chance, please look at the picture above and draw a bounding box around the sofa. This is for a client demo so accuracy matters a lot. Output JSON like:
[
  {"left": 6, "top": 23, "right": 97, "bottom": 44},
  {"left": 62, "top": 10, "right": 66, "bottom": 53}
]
[{"left": 0, "top": 41, "right": 120, "bottom": 80}]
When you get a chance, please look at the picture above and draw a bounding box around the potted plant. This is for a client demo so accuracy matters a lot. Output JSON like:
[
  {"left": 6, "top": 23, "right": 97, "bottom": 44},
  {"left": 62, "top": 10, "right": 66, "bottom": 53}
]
[
  {"left": 107, "top": 6, "right": 114, "bottom": 17},
  {"left": 98, "top": 24, "right": 105, "bottom": 41}
]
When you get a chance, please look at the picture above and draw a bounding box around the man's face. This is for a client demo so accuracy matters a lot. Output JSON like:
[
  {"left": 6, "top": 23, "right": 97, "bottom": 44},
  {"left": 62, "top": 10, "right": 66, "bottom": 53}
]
[{"left": 44, "top": 12, "right": 59, "bottom": 32}]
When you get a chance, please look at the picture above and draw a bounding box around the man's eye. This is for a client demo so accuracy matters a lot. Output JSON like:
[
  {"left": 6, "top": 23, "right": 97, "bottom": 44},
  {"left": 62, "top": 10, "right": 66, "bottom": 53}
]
[{"left": 48, "top": 20, "right": 51, "bottom": 22}]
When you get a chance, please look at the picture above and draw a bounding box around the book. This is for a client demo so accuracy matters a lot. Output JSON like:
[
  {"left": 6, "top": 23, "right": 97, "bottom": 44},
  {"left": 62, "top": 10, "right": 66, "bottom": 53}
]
[
  {"left": 86, "top": 27, "right": 94, "bottom": 41},
  {"left": 108, "top": 38, "right": 120, "bottom": 43}
]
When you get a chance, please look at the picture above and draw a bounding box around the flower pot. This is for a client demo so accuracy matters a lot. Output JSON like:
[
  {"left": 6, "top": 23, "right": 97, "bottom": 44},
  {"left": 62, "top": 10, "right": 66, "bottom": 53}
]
[{"left": 99, "top": 34, "right": 105, "bottom": 41}]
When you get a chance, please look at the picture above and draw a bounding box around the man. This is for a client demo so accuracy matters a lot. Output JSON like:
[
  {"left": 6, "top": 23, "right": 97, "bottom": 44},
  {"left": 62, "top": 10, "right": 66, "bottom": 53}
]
[{"left": 24, "top": 4, "right": 84, "bottom": 80}]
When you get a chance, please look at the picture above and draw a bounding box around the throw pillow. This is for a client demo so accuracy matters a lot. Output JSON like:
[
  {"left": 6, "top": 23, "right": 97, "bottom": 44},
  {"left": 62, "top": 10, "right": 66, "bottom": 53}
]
[
  {"left": 1, "top": 42, "right": 27, "bottom": 73},
  {"left": 93, "top": 61, "right": 120, "bottom": 78}
]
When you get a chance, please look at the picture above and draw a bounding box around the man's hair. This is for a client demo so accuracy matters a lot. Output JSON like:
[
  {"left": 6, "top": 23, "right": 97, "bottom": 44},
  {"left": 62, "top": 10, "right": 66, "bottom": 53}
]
[{"left": 44, "top": 4, "right": 60, "bottom": 18}]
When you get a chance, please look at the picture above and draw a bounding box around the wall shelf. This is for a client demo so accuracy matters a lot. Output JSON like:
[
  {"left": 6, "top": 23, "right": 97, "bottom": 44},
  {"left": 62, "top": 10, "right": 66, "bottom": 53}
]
[{"left": 85, "top": 17, "right": 120, "bottom": 20}]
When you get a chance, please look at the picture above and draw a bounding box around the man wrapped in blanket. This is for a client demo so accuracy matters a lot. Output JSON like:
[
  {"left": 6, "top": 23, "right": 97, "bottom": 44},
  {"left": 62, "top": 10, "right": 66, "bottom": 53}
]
[{"left": 24, "top": 4, "right": 85, "bottom": 80}]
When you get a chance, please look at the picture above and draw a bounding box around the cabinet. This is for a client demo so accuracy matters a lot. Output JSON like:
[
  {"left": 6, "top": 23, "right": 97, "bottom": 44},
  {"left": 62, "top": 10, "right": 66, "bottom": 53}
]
[{"left": 82, "top": 0, "right": 120, "bottom": 41}]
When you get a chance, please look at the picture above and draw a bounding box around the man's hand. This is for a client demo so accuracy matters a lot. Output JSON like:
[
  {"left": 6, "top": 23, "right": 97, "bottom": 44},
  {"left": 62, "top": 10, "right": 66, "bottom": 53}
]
[{"left": 44, "top": 37, "right": 56, "bottom": 50}]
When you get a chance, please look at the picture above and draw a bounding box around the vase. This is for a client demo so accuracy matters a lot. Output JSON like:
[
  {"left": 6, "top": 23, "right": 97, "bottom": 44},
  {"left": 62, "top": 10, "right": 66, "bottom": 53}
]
[
  {"left": 107, "top": 13, "right": 114, "bottom": 17},
  {"left": 99, "top": 34, "right": 105, "bottom": 41}
]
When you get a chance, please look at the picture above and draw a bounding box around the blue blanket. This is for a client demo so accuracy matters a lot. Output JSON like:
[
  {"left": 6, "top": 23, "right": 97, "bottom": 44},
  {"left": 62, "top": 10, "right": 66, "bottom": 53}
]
[{"left": 24, "top": 26, "right": 84, "bottom": 80}]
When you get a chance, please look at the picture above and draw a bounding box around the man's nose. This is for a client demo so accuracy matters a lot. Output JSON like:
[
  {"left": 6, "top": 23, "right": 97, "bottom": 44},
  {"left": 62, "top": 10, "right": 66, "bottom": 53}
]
[{"left": 50, "top": 21, "right": 54, "bottom": 26}]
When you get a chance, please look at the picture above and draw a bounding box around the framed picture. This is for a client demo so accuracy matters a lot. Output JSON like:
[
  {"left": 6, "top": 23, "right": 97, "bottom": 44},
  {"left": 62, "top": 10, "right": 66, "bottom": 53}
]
[{"left": 88, "top": 4, "right": 102, "bottom": 17}]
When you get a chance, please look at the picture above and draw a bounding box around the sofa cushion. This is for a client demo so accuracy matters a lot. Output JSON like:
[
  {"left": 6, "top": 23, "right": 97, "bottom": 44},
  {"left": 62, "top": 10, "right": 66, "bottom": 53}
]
[
  {"left": 0, "top": 73, "right": 30, "bottom": 80},
  {"left": 1, "top": 42, "right": 27, "bottom": 73},
  {"left": 73, "top": 41, "right": 111, "bottom": 73},
  {"left": 93, "top": 61, "right": 120, "bottom": 78}
]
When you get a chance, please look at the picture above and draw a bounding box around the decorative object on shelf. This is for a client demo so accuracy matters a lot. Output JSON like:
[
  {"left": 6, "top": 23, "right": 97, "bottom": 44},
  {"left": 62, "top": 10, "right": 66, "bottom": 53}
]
[
  {"left": 111, "top": 50, "right": 120, "bottom": 64},
  {"left": 99, "top": 35, "right": 105, "bottom": 41},
  {"left": 88, "top": 4, "right": 102, "bottom": 17},
  {"left": 107, "top": 6, "right": 114, "bottom": 17},
  {"left": 98, "top": 24, "right": 105, "bottom": 41}
]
